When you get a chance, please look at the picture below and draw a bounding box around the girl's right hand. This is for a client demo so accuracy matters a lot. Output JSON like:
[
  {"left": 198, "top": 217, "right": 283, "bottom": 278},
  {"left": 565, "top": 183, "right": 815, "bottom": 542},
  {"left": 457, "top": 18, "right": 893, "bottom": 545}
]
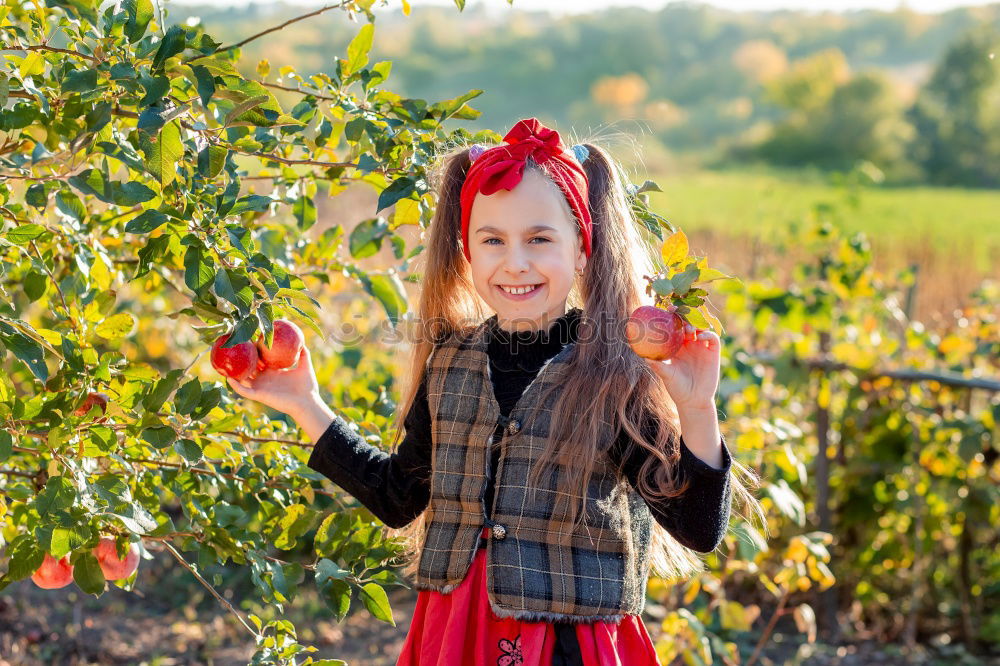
[{"left": 225, "top": 345, "right": 320, "bottom": 419}]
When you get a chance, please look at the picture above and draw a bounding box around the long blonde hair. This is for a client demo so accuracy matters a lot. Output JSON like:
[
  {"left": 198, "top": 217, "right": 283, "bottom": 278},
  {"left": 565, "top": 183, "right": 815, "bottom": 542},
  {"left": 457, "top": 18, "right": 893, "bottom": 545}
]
[{"left": 384, "top": 132, "right": 763, "bottom": 582}]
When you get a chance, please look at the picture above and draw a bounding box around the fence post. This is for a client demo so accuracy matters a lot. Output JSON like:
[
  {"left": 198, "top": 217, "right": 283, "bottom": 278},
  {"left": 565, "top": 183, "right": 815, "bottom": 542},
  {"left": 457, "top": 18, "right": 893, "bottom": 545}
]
[{"left": 814, "top": 330, "right": 839, "bottom": 641}]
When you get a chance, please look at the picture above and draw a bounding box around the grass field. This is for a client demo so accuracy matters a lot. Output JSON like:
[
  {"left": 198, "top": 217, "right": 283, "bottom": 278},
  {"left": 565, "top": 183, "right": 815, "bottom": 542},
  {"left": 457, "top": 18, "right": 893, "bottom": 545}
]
[
  {"left": 644, "top": 167, "right": 1000, "bottom": 275},
  {"left": 632, "top": 167, "right": 999, "bottom": 322}
]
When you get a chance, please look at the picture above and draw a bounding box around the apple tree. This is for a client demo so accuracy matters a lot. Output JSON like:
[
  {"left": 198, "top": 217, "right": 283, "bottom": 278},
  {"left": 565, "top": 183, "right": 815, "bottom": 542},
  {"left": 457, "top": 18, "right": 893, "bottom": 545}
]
[{"left": 0, "top": 0, "right": 499, "bottom": 662}]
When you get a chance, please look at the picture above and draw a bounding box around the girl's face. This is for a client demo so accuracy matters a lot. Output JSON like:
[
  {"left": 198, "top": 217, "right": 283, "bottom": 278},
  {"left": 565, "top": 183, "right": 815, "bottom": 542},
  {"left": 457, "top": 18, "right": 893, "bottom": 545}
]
[{"left": 468, "top": 168, "right": 587, "bottom": 334}]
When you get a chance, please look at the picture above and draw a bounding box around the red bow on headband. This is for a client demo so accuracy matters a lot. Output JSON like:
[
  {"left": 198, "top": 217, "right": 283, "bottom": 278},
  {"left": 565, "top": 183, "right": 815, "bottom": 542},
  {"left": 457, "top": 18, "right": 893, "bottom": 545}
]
[{"left": 460, "top": 118, "right": 592, "bottom": 262}]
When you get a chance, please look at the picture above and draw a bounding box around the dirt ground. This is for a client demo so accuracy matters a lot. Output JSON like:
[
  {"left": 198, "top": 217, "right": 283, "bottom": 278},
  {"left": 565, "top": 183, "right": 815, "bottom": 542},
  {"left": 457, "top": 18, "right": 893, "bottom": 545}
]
[{"left": 1, "top": 552, "right": 997, "bottom": 666}]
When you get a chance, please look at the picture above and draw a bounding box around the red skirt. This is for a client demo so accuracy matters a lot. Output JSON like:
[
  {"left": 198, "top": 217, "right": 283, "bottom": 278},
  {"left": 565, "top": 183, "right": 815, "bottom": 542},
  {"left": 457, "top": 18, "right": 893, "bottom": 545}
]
[{"left": 397, "top": 527, "right": 660, "bottom": 666}]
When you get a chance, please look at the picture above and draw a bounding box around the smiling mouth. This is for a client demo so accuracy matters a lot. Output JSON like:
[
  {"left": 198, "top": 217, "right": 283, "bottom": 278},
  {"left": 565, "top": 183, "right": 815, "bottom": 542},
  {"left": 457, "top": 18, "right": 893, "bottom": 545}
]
[{"left": 497, "top": 284, "right": 543, "bottom": 296}]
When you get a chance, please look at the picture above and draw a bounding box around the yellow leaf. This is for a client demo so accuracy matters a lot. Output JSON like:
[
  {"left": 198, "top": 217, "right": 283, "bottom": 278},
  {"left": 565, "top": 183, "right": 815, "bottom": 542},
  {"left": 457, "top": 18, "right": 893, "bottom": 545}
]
[
  {"left": 402, "top": 0, "right": 411, "bottom": 15},
  {"left": 660, "top": 230, "right": 689, "bottom": 267},
  {"left": 697, "top": 267, "right": 729, "bottom": 282},
  {"left": 95, "top": 313, "right": 137, "bottom": 340},
  {"left": 785, "top": 537, "right": 809, "bottom": 563},
  {"left": 700, "top": 306, "right": 724, "bottom": 334},
  {"left": 719, "top": 600, "right": 755, "bottom": 631},
  {"left": 36, "top": 328, "right": 63, "bottom": 346},
  {"left": 20, "top": 52, "right": 45, "bottom": 78},
  {"left": 390, "top": 197, "right": 421, "bottom": 228},
  {"left": 90, "top": 253, "right": 113, "bottom": 291},
  {"left": 682, "top": 577, "right": 701, "bottom": 605}
]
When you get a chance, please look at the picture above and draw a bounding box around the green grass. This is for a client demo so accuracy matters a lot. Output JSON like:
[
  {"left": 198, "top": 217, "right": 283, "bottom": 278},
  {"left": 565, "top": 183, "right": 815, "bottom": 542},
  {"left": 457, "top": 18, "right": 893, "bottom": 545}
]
[{"left": 643, "top": 167, "right": 1000, "bottom": 274}]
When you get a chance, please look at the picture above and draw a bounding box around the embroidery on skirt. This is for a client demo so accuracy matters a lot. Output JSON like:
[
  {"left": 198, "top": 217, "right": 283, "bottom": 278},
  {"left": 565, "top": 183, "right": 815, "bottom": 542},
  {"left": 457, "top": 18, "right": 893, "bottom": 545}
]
[{"left": 497, "top": 633, "right": 523, "bottom": 666}]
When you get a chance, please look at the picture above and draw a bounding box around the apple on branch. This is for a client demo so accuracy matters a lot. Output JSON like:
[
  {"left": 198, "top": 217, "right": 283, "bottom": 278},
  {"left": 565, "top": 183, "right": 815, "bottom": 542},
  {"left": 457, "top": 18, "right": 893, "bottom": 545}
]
[
  {"left": 94, "top": 537, "right": 140, "bottom": 581},
  {"left": 255, "top": 319, "right": 305, "bottom": 371},
  {"left": 211, "top": 332, "right": 260, "bottom": 383},
  {"left": 31, "top": 554, "right": 74, "bottom": 590}
]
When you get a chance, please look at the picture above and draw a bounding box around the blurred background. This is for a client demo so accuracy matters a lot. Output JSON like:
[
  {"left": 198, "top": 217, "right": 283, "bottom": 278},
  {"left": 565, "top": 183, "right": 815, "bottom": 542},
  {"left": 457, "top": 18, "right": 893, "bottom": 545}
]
[{"left": 171, "top": 0, "right": 999, "bottom": 323}]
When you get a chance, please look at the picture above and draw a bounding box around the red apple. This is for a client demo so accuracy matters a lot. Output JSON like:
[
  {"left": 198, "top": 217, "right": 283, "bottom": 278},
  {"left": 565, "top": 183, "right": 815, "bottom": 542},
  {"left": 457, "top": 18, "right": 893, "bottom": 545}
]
[
  {"left": 31, "top": 554, "right": 74, "bottom": 589},
  {"left": 255, "top": 319, "right": 305, "bottom": 371},
  {"left": 211, "top": 333, "right": 259, "bottom": 383},
  {"left": 94, "top": 537, "right": 140, "bottom": 581},
  {"left": 626, "top": 304, "right": 687, "bottom": 361},
  {"left": 74, "top": 392, "right": 109, "bottom": 418}
]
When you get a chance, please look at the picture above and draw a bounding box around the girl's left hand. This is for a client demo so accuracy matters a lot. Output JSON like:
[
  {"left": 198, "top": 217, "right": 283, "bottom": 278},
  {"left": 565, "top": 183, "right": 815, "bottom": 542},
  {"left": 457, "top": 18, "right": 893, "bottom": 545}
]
[{"left": 644, "top": 323, "right": 721, "bottom": 411}]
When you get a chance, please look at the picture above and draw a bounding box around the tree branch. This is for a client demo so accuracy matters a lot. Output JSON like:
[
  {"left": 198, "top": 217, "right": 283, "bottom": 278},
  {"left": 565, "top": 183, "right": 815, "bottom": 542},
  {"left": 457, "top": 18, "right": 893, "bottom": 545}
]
[
  {"left": 201, "top": 2, "right": 351, "bottom": 57},
  {"left": 11, "top": 44, "right": 101, "bottom": 64},
  {"left": 161, "top": 541, "right": 259, "bottom": 637}
]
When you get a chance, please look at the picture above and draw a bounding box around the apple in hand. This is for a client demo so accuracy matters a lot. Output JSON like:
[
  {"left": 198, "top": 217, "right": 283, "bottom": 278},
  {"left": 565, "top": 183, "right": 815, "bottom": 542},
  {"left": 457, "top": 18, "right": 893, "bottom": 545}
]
[
  {"left": 626, "top": 304, "right": 688, "bottom": 361},
  {"left": 211, "top": 333, "right": 260, "bottom": 383},
  {"left": 94, "top": 537, "right": 140, "bottom": 581},
  {"left": 31, "top": 554, "right": 74, "bottom": 589},
  {"left": 74, "top": 392, "right": 109, "bottom": 418},
  {"left": 255, "top": 319, "right": 304, "bottom": 371}
]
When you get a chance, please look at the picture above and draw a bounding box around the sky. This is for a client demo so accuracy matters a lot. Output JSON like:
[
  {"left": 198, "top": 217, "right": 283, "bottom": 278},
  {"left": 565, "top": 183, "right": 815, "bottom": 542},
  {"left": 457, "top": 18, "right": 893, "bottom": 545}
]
[{"left": 167, "top": 0, "right": 999, "bottom": 13}]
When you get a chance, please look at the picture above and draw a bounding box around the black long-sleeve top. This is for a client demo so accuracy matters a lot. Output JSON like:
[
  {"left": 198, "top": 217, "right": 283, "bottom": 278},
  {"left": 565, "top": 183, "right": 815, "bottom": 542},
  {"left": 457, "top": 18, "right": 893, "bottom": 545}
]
[{"left": 306, "top": 307, "right": 733, "bottom": 663}]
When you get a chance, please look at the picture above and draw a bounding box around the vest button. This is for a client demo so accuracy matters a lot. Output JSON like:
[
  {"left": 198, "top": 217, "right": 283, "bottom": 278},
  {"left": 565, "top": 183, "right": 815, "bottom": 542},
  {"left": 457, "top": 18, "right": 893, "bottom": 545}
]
[
  {"left": 506, "top": 419, "right": 521, "bottom": 435},
  {"left": 491, "top": 523, "right": 507, "bottom": 540}
]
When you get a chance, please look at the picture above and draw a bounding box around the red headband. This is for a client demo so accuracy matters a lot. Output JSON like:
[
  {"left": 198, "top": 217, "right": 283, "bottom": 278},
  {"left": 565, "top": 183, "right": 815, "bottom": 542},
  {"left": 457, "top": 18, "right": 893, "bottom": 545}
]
[{"left": 460, "top": 117, "right": 592, "bottom": 263}]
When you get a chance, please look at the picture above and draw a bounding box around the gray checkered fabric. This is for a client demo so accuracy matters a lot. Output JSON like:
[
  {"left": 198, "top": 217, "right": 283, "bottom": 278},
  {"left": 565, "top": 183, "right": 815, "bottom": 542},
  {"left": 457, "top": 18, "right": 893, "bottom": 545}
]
[{"left": 413, "top": 318, "right": 654, "bottom": 623}]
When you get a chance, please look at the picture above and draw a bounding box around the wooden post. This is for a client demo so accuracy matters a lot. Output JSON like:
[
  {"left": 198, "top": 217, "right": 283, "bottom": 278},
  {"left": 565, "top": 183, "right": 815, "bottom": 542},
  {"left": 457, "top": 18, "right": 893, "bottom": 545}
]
[{"left": 814, "top": 330, "right": 839, "bottom": 641}]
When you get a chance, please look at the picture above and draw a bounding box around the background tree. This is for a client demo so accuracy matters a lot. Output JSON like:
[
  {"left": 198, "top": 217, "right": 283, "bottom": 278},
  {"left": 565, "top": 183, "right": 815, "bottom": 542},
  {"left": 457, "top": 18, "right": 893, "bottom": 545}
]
[{"left": 907, "top": 26, "right": 1000, "bottom": 187}]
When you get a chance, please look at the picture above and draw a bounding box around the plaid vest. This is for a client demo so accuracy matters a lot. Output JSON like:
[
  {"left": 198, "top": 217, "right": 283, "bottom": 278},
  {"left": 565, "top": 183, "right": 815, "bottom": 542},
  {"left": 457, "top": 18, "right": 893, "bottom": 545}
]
[{"left": 413, "top": 317, "right": 654, "bottom": 623}]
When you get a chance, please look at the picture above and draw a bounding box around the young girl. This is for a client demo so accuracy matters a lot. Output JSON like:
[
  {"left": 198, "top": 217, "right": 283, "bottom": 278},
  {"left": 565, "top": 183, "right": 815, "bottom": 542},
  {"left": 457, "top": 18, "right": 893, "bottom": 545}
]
[{"left": 228, "top": 118, "right": 758, "bottom": 665}]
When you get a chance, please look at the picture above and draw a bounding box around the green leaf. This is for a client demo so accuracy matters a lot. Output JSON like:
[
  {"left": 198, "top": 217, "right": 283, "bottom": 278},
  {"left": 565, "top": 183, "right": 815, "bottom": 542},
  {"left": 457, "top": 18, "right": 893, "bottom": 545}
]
[
  {"left": 316, "top": 559, "right": 352, "bottom": 621},
  {"left": 293, "top": 196, "right": 316, "bottom": 230},
  {"left": 140, "top": 425, "right": 176, "bottom": 449},
  {"left": 111, "top": 503, "right": 158, "bottom": 534},
  {"left": 349, "top": 217, "right": 389, "bottom": 258},
  {"left": 183, "top": 244, "right": 215, "bottom": 293},
  {"left": 272, "top": 503, "right": 314, "bottom": 550},
  {"left": 25, "top": 183, "right": 47, "bottom": 209},
  {"left": 732, "top": 520, "right": 769, "bottom": 561},
  {"left": 197, "top": 145, "right": 227, "bottom": 178},
  {"left": 376, "top": 176, "right": 416, "bottom": 213},
  {"left": 174, "top": 379, "right": 203, "bottom": 415},
  {"left": 124, "top": 209, "right": 168, "bottom": 234},
  {"left": 1, "top": 331, "right": 47, "bottom": 381},
  {"left": 95, "top": 313, "right": 137, "bottom": 340},
  {"left": 153, "top": 25, "right": 187, "bottom": 70},
  {"left": 72, "top": 551, "right": 106, "bottom": 595},
  {"left": 56, "top": 189, "right": 87, "bottom": 223},
  {"left": 189, "top": 64, "right": 216, "bottom": 107},
  {"left": 62, "top": 69, "right": 98, "bottom": 93},
  {"left": 36, "top": 476, "right": 76, "bottom": 516},
  {"left": 359, "top": 582, "right": 395, "bottom": 625},
  {"left": 227, "top": 312, "right": 259, "bottom": 346},
  {"left": 435, "top": 89, "right": 483, "bottom": 122},
  {"left": 224, "top": 94, "right": 270, "bottom": 127},
  {"left": 228, "top": 194, "right": 273, "bottom": 216},
  {"left": 135, "top": 235, "right": 170, "bottom": 280},
  {"left": 142, "top": 368, "right": 184, "bottom": 412},
  {"left": 345, "top": 23, "right": 375, "bottom": 77},
  {"left": 5, "top": 535, "right": 44, "bottom": 581},
  {"left": 0, "top": 430, "right": 11, "bottom": 462},
  {"left": 140, "top": 120, "right": 184, "bottom": 188},
  {"left": 173, "top": 438, "right": 203, "bottom": 463},
  {"left": 361, "top": 271, "right": 408, "bottom": 326},
  {"left": 214, "top": 269, "right": 254, "bottom": 316},
  {"left": 123, "top": 0, "right": 154, "bottom": 43},
  {"left": 4, "top": 224, "right": 46, "bottom": 244}
]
